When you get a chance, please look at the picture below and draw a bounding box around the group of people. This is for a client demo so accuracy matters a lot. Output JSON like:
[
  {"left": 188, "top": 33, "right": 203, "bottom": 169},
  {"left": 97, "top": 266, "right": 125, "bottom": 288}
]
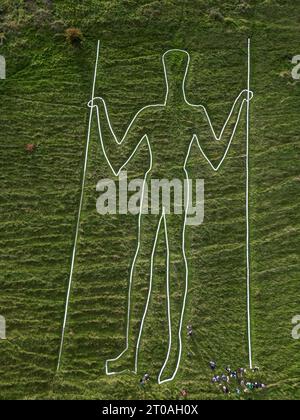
[
  {"left": 137, "top": 328, "right": 267, "bottom": 399},
  {"left": 209, "top": 361, "right": 267, "bottom": 396}
]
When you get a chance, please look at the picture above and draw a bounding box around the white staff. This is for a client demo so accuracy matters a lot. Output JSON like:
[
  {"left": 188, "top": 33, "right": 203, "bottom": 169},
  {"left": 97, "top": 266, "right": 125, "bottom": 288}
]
[
  {"left": 246, "top": 38, "right": 253, "bottom": 370},
  {"left": 57, "top": 41, "right": 101, "bottom": 372}
]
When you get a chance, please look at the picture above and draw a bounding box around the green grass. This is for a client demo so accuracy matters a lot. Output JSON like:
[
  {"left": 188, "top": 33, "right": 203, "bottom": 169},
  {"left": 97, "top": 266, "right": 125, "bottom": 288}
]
[{"left": 0, "top": 0, "right": 299, "bottom": 400}]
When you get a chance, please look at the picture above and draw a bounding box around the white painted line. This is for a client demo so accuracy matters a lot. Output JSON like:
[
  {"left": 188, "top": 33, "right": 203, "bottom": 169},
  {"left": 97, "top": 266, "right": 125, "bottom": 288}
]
[
  {"left": 57, "top": 41, "right": 101, "bottom": 372},
  {"left": 88, "top": 46, "right": 253, "bottom": 383},
  {"left": 58, "top": 42, "right": 254, "bottom": 382},
  {"left": 246, "top": 38, "right": 253, "bottom": 370}
]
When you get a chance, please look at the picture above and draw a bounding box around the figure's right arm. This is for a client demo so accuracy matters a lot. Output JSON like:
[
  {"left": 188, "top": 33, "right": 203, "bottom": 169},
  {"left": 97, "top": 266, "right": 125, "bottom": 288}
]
[{"left": 88, "top": 97, "right": 148, "bottom": 176}]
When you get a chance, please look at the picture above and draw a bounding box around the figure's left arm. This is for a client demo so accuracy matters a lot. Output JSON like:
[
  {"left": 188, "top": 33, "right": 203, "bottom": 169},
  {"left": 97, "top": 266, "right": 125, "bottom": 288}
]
[{"left": 194, "top": 89, "right": 253, "bottom": 170}]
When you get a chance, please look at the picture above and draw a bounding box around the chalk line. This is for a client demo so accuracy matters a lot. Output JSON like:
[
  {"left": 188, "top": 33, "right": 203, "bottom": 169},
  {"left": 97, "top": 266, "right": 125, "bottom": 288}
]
[
  {"left": 88, "top": 45, "right": 253, "bottom": 383},
  {"left": 57, "top": 41, "right": 100, "bottom": 372},
  {"left": 246, "top": 39, "right": 253, "bottom": 370}
]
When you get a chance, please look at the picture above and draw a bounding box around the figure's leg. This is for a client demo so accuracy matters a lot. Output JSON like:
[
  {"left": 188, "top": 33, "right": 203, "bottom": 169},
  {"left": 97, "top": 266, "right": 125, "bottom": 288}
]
[
  {"left": 158, "top": 212, "right": 189, "bottom": 384},
  {"left": 106, "top": 212, "right": 162, "bottom": 375}
]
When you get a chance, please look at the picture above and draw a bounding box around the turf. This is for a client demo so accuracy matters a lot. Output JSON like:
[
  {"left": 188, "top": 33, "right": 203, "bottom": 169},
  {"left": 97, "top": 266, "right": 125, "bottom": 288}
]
[{"left": 0, "top": 0, "right": 299, "bottom": 400}]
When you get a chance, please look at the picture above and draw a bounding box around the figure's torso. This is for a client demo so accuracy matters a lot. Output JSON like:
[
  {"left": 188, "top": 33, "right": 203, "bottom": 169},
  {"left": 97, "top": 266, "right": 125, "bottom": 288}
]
[{"left": 145, "top": 104, "right": 199, "bottom": 178}]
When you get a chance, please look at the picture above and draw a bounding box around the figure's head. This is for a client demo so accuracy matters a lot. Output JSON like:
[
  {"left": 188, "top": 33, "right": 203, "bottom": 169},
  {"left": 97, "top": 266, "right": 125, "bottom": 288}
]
[{"left": 162, "top": 49, "right": 190, "bottom": 104}]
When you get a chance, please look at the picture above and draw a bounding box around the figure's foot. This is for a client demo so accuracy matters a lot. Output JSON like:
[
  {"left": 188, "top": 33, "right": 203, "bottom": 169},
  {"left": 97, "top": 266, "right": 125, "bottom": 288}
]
[
  {"left": 106, "top": 350, "right": 136, "bottom": 375},
  {"left": 158, "top": 354, "right": 177, "bottom": 384}
]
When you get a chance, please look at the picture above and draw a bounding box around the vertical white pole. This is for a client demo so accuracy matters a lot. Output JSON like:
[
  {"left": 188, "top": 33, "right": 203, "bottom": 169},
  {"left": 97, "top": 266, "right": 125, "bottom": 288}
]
[
  {"left": 0, "top": 55, "right": 6, "bottom": 80},
  {"left": 57, "top": 41, "right": 100, "bottom": 372},
  {"left": 246, "top": 38, "right": 253, "bottom": 370}
]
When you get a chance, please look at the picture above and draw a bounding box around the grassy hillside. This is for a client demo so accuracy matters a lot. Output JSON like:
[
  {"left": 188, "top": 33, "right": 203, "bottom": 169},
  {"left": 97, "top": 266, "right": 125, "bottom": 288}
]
[{"left": 0, "top": 0, "right": 299, "bottom": 400}]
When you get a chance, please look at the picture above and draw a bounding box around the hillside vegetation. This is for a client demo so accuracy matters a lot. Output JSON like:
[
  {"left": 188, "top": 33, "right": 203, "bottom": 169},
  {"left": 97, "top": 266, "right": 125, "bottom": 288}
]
[{"left": 0, "top": 0, "right": 299, "bottom": 400}]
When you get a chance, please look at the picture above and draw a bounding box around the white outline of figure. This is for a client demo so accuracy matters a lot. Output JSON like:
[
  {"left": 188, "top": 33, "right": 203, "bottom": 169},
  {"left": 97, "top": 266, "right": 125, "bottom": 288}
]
[{"left": 58, "top": 40, "right": 254, "bottom": 384}]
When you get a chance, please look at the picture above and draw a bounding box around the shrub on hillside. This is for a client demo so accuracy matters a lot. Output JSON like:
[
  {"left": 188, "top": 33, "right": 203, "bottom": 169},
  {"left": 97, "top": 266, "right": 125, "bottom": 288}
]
[
  {"left": 25, "top": 144, "right": 36, "bottom": 153},
  {"left": 65, "top": 27, "right": 83, "bottom": 46}
]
